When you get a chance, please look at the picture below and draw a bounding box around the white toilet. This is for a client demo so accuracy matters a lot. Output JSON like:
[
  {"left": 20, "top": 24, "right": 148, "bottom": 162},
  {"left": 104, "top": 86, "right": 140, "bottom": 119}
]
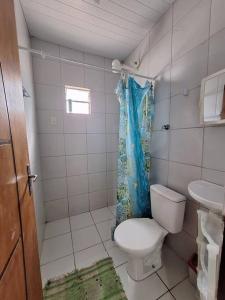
[{"left": 114, "top": 184, "right": 186, "bottom": 281}]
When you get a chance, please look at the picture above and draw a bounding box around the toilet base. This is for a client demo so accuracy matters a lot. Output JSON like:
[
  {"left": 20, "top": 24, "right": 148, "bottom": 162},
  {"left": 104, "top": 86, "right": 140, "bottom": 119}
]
[{"left": 127, "top": 238, "right": 165, "bottom": 281}]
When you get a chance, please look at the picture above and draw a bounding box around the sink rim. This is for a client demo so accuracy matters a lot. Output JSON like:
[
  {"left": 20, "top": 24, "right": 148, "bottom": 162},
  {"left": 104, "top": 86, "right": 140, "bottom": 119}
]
[{"left": 188, "top": 180, "right": 225, "bottom": 215}]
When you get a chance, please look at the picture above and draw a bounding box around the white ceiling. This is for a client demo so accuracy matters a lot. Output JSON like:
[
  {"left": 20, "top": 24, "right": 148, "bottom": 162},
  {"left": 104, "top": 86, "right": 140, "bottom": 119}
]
[{"left": 20, "top": 0, "right": 174, "bottom": 60}]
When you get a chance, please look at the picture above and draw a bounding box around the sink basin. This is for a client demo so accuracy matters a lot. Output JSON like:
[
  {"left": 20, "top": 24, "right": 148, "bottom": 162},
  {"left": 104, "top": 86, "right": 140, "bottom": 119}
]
[{"left": 188, "top": 180, "right": 225, "bottom": 215}]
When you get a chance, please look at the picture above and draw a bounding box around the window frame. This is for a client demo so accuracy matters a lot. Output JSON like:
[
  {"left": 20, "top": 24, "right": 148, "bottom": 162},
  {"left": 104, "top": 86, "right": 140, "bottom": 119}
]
[{"left": 65, "top": 85, "right": 91, "bottom": 115}]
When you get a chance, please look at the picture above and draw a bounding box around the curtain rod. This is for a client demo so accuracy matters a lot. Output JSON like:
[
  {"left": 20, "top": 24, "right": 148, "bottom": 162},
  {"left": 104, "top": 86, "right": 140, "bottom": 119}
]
[{"left": 18, "top": 46, "right": 155, "bottom": 82}]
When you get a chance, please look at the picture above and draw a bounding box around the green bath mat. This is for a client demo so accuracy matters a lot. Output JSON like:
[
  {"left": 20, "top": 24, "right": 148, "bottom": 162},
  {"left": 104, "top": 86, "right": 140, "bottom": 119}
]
[{"left": 43, "top": 257, "right": 127, "bottom": 300}]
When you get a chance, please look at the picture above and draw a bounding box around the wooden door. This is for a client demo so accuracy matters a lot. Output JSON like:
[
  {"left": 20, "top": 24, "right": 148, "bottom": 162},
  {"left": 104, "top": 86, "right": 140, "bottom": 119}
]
[{"left": 0, "top": 0, "right": 43, "bottom": 299}]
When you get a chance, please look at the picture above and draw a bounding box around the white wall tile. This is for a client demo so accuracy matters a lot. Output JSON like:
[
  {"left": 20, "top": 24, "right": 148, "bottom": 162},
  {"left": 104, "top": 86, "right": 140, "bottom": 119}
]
[
  {"left": 88, "top": 172, "right": 107, "bottom": 192},
  {"left": 105, "top": 73, "right": 119, "bottom": 93},
  {"left": 45, "top": 198, "right": 68, "bottom": 222},
  {"left": 107, "top": 152, "right": 118, "bottom": 171},
  {"left": 171, "top": 41, "right": 208, "bottom": 96},
  {"left": 43, "top": 178, "right": 67, "bottom": 201},
  {"left": 149, "top": 32, "right": 172, "bottom": 77},
  {"left": 153, "top": 98, "right": 170, "bottom": 131},
  {"left": 37, "top": 110, "right": 63, "bottom": 133},
  {"left": 63, "top": 114, "right": 87, "bottom": 133},
  {"left": 106, "top": 134, "right": 119, "bottom": 152},
  {"left": 39, "top": 133, "right": 65, "bottom": 157},
  {"left": 67, "top": 175, "right": 88, "bottom": 196},
  {"left": 169, "top": 128, "right": 203, "bottom": 166},
  {"left": 41, "top": 156, "right": 66, "bottom": 179},
  {"left": 173, "top": 0, "right": 202, "bottom": 25},
  {"left": 150, "top": 131, "right": 169, "bottom": 160},
  {"left": 106, "top": 93, "right": 119, "bottom": 114},
  {"left": 60, "top": 46, "right": 83, "bottom": 62},
  {"left": 149, "top": 6, "right": 172, "bottom": 49},
  {"left": 35, "top": 84, "right": 64, "bottom": 110},
  {"left": 201, "top": 168, "right": 225, "bottom": 186},
  {"left": 87, "top": 134, "right": 106, "bottom": 153},
  {"left": 172, "top": 0, "right": 211, "bottom": 61},
  {"left": 106, "top": 114, "right": 119, "bottom": 133},
  {"left": 107, "top": 188, "right": 117, "bottom": 206},
  {"left": 154, "top": 66, "right": 171, "bottom": 102},
  {"left": 151, "top": 158, "right": 169, "bottom": 186},
  {"left": 89, "top": 190, "right": 107, "bottom": 210},
  {"left": 170, "top": 87, "right": 201, "bottom": 129},
  {"left": 32, "top": 57, "right": 61, "bottom": 86},
  {"left": 61, "top": 62, "right": 84, "bottom": 87},
  {"left": 64, "top": 134, "right": 87, "bottom": 155},
  {"left": 84, "top": 53, "right": 105, "bottom": 67},
  {"left": 87, "top": 113, "right": 105, "bottom": 133},
  {"left": 168, "top": 161, "right": 201, "bottom": 196},
  {"left": 91, "top": 91, "right": 106, "bottom": 113},
  {"left": 88, "top": 153, "right": 106, "bottom": 173},
  {"left": 85, "top": 68, "right": 104, "bottom": 92},
  {"left": 106, "top": 171, "right": 117, "bottom": 189},
  {"left": 32, "top": 38, "right": 60, "bottom": 56},
  {"left": 208, "top": 28, "right": 225, "bottom": 75},
  {"left": 203, "top": 126, "right": 225, "bottom": 171},
  {"left": 210, "top": 0, "right": 225, "bottom": 36},
  {"left": 183, "top": 199, "right": 199, "bottom": 238},
  {"left": 68, "top": 194, "right": 89, "bottom": 216},
  {"left": 66, "top": 155, "right": 88, "bottom": 176}
]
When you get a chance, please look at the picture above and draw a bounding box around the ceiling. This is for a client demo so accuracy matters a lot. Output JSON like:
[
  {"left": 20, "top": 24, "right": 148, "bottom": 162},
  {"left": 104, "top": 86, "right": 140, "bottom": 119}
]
[{"left": 20, "top": 0, "right": 174, "bottom": 60}]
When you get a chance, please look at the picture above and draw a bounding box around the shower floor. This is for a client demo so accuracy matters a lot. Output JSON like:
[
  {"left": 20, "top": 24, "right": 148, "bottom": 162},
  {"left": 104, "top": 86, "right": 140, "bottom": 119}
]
[{"left": 41, "top": 206, "right": 198, "bottom": 300}]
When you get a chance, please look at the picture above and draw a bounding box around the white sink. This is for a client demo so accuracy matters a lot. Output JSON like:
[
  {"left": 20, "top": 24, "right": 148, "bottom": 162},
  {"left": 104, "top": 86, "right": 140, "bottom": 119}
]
[{"left": 188, "top": 180, "right": 225, "bottom": 215}]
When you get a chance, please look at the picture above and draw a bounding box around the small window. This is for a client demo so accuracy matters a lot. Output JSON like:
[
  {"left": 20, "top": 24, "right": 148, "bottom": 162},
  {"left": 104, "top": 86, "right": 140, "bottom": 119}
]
[{"left": 65, "top": 86, "right": 90, "bottom": 114}]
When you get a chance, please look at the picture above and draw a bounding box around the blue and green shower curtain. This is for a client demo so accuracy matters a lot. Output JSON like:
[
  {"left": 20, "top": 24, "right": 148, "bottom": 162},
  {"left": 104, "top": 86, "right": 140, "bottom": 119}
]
[{"left": 115, "top": 76, "right": 154, "bottom": 226}]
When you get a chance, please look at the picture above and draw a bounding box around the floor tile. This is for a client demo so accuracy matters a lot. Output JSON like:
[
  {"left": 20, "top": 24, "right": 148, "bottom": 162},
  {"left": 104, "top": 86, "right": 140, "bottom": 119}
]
[
  {"left": 91, "top": 207, "right": 114, "bottom": 223},
  {"left": 41, "top": 233, "right": 73, "bottom": 265},
  {"left": 157, "top": 246, "right": 188, "bottom": 289},
  {"left": 171, "top": 279, "right": 199, "bottom": 300},
  {"left": 116, "top": 264, "right": 168, "bottom": 300},
  {"left": 41, "top": 254, "right": 75, "bottom": 287},
  {"left": 158, "top": 292, "right": 175, "bottom": 300},
  {"left": 72, "top": 225, "right": 101, "bottom": 252},
  {"left": 96, "top": 219, "right": 114, "bottom": 241},
  {"left": 44, "top": 218, "right": 70, "bottom": 239},
  {"left": 108, "top": 205, "right": 116, "bottom": 216},
  {"left": 75, "top": 244, "right": 108, "bottom": 269},
  {"left": 70, "top": 212, "right": 94, "bottom": 231},
  {"left": 104, "top": 240, "right": 128, "bottom": 267}
]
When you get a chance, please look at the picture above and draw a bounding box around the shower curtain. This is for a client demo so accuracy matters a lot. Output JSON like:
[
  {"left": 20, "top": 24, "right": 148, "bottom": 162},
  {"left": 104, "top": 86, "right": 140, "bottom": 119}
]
[{"left": 115, "top": 76, "right": 154, "bottom": 227}]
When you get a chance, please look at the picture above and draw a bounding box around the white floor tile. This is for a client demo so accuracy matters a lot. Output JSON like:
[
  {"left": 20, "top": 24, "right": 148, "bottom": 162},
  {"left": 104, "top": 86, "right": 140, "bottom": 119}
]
[
  {"left": 75, "top": 244, "right": 108, "bottom": 269},
  {"left": 70, "top": 212, "right": 94, "bottom": 231},
  {"left": 108, "top": 205, "right": 116, "bottom": 216},
  {"left": 91, "top": 207, "right": 114, "bottom": 223},
  {"left": 41, "top": 233, "right": 73, "bottom": 265},
  {"left": 41, "top": 255, "right": 75, "bottom": 287},
  {"left": 171, "top": 279, "right": 199, "bottom": 300},
  {"left": 72, "top": 225, "right": 101, "bottom": 252},
  {"left": 44, "top": 218, "right": 70, "bottom": 239},
  {"left": 104, "top": 240, "right": 128, "bottom": 267},
  {"left": 96, "top": 219, "right": 114, "bottom": 241},
  {"left": 116, "top": 264, "right": 168, "bottom": 300},
  {"left": 158, "top": 292, "right": 175, "bottom": 300},
  {"left": 157, "top": 246, "right": 188, "bottom": 289}
]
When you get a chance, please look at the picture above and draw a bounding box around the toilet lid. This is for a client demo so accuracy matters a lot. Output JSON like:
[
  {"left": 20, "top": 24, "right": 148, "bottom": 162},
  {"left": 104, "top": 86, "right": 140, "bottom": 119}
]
[{"left": 114, "top": 218, "right": 167, "bottom": 257}]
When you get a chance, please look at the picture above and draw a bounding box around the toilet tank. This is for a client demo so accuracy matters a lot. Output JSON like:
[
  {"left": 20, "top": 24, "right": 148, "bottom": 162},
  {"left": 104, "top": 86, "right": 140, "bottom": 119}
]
[{"left": 150, "top": 184, "right": 186, "bottom": 234}]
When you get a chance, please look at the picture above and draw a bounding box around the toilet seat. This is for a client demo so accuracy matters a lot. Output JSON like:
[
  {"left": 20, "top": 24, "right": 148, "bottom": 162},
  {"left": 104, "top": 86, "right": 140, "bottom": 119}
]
[{"left": 114, "top": 218, "right": 167, "bottom": 257}]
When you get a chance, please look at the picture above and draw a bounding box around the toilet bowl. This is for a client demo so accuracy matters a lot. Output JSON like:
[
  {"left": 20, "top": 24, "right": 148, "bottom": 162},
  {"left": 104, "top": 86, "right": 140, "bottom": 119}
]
[{"left": 114, "top": 184, "right": 186, "bottom": 281}]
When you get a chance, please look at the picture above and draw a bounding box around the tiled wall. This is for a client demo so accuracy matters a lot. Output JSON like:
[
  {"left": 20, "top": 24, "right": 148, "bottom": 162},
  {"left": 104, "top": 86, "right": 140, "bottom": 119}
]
[
  {"left": 126, "top": 0, "right": 225, "bottom": 260},
  {"left": 14, "top": 0, "right": 45, "bottom": 254},
  {"left": 32, "top": 38, "right": 119, "bottom": 222}
]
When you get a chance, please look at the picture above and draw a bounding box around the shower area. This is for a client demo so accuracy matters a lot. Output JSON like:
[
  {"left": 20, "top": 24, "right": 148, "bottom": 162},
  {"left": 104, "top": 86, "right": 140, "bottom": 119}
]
[{"left": 26, "top": 36, "right": 156, "bottom": 284}]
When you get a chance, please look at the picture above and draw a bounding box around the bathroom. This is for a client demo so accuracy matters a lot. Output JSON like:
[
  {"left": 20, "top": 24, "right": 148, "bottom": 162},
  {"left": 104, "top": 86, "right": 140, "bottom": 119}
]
[{"left": 0, "top": 0, "right": 225, "bottom": 299}]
